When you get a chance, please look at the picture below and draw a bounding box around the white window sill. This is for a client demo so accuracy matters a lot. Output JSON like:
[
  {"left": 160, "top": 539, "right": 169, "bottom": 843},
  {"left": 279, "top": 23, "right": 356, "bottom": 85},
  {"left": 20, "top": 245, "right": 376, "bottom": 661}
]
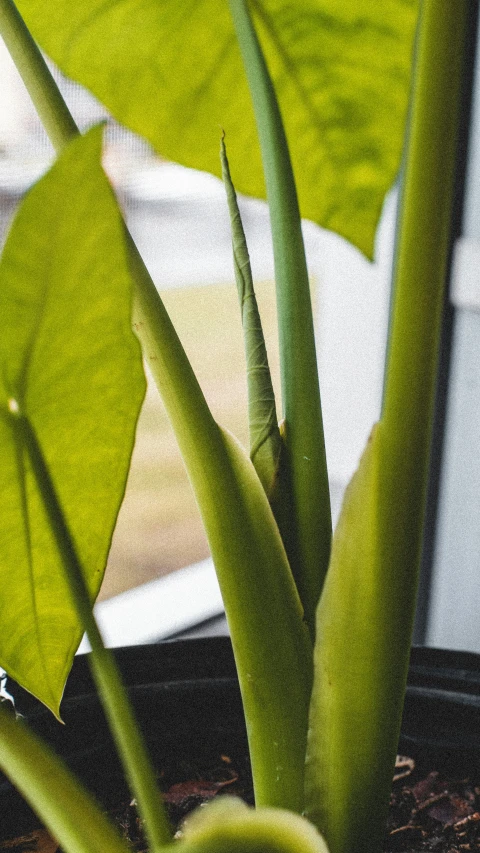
[{"left": 78, "top": 558, "right": 224, "bottom": 653}]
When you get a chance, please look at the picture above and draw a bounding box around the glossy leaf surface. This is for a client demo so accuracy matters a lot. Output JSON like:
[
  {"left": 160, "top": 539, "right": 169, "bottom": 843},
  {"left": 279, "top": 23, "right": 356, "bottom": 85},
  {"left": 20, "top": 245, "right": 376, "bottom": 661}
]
[
  {"left": 17, "top": 0, "right": 417, "bottom": 257},
  {"left": 0, "top": 128, "right": 145, "bottom": 715}
]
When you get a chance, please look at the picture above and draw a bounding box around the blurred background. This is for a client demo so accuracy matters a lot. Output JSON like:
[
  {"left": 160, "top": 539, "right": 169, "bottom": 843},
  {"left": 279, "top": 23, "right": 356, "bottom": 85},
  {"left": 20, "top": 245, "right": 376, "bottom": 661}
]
[{"left": 1, "top": 29, "right": 479, "bottom": 653}]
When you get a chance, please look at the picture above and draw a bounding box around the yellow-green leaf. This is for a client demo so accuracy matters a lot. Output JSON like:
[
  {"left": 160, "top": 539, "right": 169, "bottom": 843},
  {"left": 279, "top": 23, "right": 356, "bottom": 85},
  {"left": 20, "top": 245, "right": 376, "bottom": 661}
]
[
  {"left": 0, "top": 127, "right": 145, "bottom": 715},
  {"left": 16, "top": 0, "right": 418, "bottom": 257}
]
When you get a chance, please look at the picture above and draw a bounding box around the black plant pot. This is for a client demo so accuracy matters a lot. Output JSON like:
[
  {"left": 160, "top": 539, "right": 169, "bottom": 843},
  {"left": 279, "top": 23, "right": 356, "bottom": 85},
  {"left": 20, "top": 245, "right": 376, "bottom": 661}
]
[
  {"left": 2, "top": 639, "right": 480, "bottom": 842},
  {"left": 1, "top": 637, "right": 250, "bottom": 842},
  {"left": 400, "top": 645, "right": 480, "bottom": 770}
]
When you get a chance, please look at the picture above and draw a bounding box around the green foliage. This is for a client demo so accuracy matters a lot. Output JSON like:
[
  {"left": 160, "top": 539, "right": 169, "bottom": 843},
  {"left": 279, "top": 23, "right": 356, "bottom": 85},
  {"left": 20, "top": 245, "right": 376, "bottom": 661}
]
[
  {"left": 126, "top": 160, "right": 315, "bottom": 814},
  {"left": 220, "top": 135, "right": 299, "bottom": 579},
  {"left": 194, "top": 424, "right": 313, "bottom": 812},
  {"left": 0, "top": 3, "right": 471, "bottom": 853},
  {"left": 1, "top": 0, "right": 315, "bottom": 812},
  {"left": 16, "top": 0, "right": 417, "bottom": 258},
  {"left": 12, "top": 408, "right": 172, "bottom": 849},
  {"left": 0, "top": 127, "right": 145, "bottom": 715}
]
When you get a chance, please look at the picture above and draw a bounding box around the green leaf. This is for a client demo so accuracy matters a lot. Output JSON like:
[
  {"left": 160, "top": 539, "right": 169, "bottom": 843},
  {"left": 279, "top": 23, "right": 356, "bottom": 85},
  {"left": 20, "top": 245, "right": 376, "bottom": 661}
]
[
  {"left": 210, "top": 427, "right": 312, "bottom": 813},
  {"left": 16, "top": 0, "right": 418, "bottom": 258},
  {"left": 12, "top": 412, "right": 171, "bottom": 848},
  {"left": 173, "top": 796, "right": 330, "bottom": 853},
  {"left": 221, "top": 133, "right": 300, "bottom": 599},
  {"left": 0, "top": 126, "right": 145, "bottom": 716},
  {"left": 0, "top": 704, "right": 131, "bottom": 853}
]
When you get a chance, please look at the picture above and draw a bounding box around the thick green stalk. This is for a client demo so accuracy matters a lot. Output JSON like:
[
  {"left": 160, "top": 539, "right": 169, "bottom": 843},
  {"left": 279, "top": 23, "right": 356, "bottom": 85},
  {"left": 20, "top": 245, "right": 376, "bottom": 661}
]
[
  {"left": 0, "top": 703, "right": 131, "bottom": 853},
  {"left": 381, "top": 0, "right": 469, "bottom": 487},
  {"left": 11, "top": 409, "right": 172, "bottom": 851},
  {"left": 380, "top": 0, "right": 470, "bottom": 694},
  {"left": 305, "top": 4, "right": 470, "bottom": 853},
  {"left": 379, "top": 0, "right": 470, "bottom": 752},
  {"left": 0, "top": 0, "right": 313, "bottom": 811},
  {"left": 375, "top": 0, "right": 470, "bottom": 836},
  {"left": 227, "top": 0, "right": 331, "bottom": 638}
]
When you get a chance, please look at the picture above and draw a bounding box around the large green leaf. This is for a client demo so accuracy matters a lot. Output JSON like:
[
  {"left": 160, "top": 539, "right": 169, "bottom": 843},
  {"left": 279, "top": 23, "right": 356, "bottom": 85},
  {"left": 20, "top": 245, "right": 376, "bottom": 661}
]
[
  {"left": 17, "top": 0, "right": 417, "bottom": 257},
  {"left": 0, "top": 127, "right": 145, "bottom": 715}
]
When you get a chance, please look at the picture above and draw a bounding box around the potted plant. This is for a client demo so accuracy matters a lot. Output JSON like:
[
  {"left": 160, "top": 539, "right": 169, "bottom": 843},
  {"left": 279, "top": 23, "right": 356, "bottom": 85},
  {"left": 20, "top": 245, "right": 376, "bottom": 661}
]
[{"left": 0, "top": 1, "right": 476, "bottom": 852}]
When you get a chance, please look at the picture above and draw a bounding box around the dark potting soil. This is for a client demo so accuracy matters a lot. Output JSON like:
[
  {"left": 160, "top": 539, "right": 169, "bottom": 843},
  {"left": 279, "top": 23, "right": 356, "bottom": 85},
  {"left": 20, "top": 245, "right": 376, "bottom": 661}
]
[
  {"left": 1, "top": 754, "right": 480, "bottom": 853},
  {"left": 386, "top": 755, "right": 480, "bottom": 853}
]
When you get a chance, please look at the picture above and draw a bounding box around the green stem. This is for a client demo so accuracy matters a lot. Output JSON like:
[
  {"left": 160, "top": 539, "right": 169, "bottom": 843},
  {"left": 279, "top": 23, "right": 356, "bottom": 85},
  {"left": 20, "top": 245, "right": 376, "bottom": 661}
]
[
  {"left": 0, "top": 0, "right": 78, "bottom": 150},
  {"left": 0, "top": 1, "right": 313, "bottom": 812},
  {"left": 0, "top": 703, "right": 131, "bottom": 853},
  {"left": 371, "top": 2, "right": 470, "bottom": 844},
  {"left": 13, "top": 411, "right": 172, "bottom": 851},
  {"left": 381, "top": 0, "right": 469, "bottom": 637},
  {"left": 227, "top": 0, "right": 331, "bottom": 638},
  {"left": 305, "top": 5, "right": 470, "bottom": 853}
]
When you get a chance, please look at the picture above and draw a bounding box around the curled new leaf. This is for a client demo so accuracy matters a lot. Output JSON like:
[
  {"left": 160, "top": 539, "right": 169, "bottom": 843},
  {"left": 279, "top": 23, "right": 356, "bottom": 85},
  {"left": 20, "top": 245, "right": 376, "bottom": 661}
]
[
  {"left": 228, "top": 0, "right": 332, "bottom": 637},
  {"left": 221, "top": 134, "right": 282, "bottom": 494}
]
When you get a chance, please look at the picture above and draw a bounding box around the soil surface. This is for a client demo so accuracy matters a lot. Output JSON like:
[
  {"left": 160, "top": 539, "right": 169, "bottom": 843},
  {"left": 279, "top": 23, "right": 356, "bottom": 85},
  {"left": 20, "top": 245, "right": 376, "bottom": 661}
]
[
  {"left": 1, "top": 754, "right": 479, "bottom": 853},
  {"left": 386, "top": 755, "right": 480, "bottom": 853}
]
